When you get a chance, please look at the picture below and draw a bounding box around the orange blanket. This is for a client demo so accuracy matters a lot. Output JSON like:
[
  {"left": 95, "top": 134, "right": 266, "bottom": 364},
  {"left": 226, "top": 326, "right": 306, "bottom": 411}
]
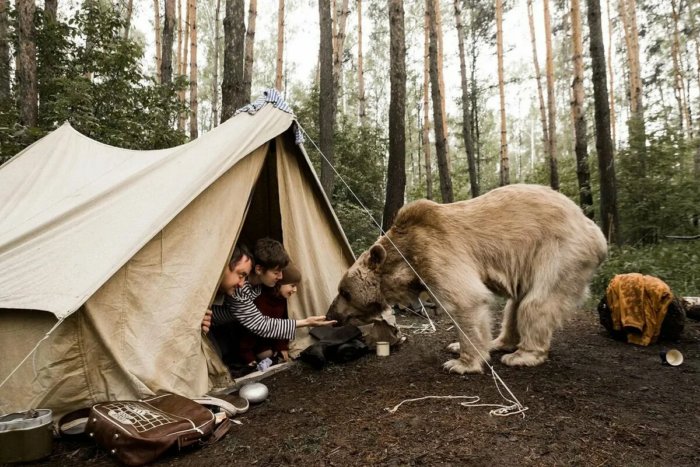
[{"left": 605, "top": 273, "right": 673, "bottom": 346}]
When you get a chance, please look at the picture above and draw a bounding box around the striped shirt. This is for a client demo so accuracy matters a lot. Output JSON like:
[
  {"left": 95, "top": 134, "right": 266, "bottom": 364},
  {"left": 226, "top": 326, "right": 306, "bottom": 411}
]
[{"left": 211, "top": 282, "right": 296, "bottom": 340}]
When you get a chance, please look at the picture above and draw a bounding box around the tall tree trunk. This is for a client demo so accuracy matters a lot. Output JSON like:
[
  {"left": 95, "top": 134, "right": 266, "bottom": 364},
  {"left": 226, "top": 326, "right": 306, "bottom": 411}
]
[
  {"left": 605, "top": 0, "right": 616, "bottom": 146},
  {"left": 212, "top": 0, "right": 221, "bottom": 127},
  {"left": 383, "top": 0, "right": 406, "bottom": 231},
  {"left": 178, "top": 0, "right": 190, "bottom": 130},
  {"left": 422, "top": 0, "right": 433, "bottom": 200},
  {"left": 434, "top": 0, "right": 449, "bottom": 170},
  {"left": 0, "top": 0, "right": 9, "bottom": 108},
  {"left": 154, "top": 0, "right": 162, "bottom": 83},
  {"left": 670, "top": 0, "right": 691, "bottom": 137},
  {"left": 318, "top": 0, "right": 337, "bottom": 197},
  {"left": 357, "top": 0, "right": 366, "bottom": 123},
  {"left": 333, "top": 0, "right": 349, "bottom": 94},
  {"left": 243, "top": 0, "right": 256, "bottom": 100},
  {"left": 220, "top": 0, "right": 245, "bottom": 122},
  {"left": 162, "top": 0, "right": 176, "bottom": 84},
  {"left": 123, "top": 0, "right": 133, "bottom": 39},
  {"left": 454, "top": 0, "right": 478, "bottom": 198},
  {"left": 543, "top": 0, "right": 558, "bottom": 190},
  {"left": 17, "top": 0, "right": 37, "bottom": 127},
  {"left": 189, "top": 0, "right": 198, "bottom": 138},
  {"left": 428, "top": 0, "right": 452, "bottom": 202},
  {"left": 275, "top": 0, "right": 284, "bottom": 91},
  {"left": 527, "top": 0, "right": 549, "bottom": 166},
  {"left": 587, "top": 0, "right": 621, "bottom": 244},
  {"left": 496, "top": 0, "right": 509, "bottom": 186},
  {"left": 177, "top": 0, "right": 182, "bottom": 79},
  {"left": 618, "top": 0, "right": 646, "bottom": 167},
  {"left": 571, "top": 0, "right": 593, "bottom": 217},
  {"left": 45, "top": 0, "right": 57, "bottom": 20}
]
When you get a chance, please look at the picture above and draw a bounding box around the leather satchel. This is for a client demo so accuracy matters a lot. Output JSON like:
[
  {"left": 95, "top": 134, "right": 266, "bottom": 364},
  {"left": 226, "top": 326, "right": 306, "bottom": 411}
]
[{"left": 84, "top": 393, "right": 230, "bottom": 466}]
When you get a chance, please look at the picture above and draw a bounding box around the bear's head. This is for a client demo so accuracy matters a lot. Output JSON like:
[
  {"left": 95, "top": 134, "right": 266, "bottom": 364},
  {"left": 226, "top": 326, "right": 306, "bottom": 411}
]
[{"left": 327, "top": 242, "right": 424, "bottom": 325}]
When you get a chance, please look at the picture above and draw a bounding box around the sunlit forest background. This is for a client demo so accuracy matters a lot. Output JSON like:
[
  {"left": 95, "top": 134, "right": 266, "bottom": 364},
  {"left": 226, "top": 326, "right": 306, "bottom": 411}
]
[{"left": 1, "top": 0, "right": 698, "bottom": 296}]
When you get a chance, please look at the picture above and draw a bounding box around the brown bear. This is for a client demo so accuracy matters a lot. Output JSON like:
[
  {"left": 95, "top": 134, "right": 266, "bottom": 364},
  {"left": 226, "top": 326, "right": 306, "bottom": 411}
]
[{"left": 326, "top": 184, "right": 608, "bottom": 374}]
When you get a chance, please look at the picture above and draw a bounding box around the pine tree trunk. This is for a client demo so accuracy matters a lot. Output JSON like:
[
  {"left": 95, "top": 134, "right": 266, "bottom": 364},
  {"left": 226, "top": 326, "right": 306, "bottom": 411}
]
[
  {"left": 177, "top": 0, "right": 182, "bottom": 78},
  {"left": 618, "top": 0, "right": 646, "bottom": 167},
  {"left": 220, "top": 0, "right": 245, "bottom": 122},
  {"left": 17, "top": 0, "right": 37, "bottom": 127},
  {"left": 606, "top": 0, "right": 616, "bottom": 146},
  {"left": 333, "top": 0, "right": 349, "bottom": 94},
  {"left": 189, "top": 0, "right": 198, "bottom": 138},
  {"left": 357, "top": 0, "right": 366, "bottom": 124},
  {"left": 496, "top": 0, "right": 509, "bottom": 186},
  {"left": 454, "top": 0, "right": 478, "bottom": 198},
  {"left": 275, "top": 0, "right": 284, "bottom": 91},
  {"left": 44, "top": 0, "right": 57, "bottom": 20},
  {"left": 243, "top": 0, "right": 256, "bottom": 100},
  {"left": 0, "top": 0, "right": 9, "bottom": 107},
  {"left": 571, "top": 0, "right": 593, "bottom": 217},
  {"left": 587, "top": 0, "right": 621, "bottom": 245},
  {"left": 670, "top": 0, "right": 691, "bottom": 137},
  {"left": 383, "top": 0, "right": 406, "bottom": 231},
  {"left": 212, "top": 0, "right": 221, "bottom": 127},
  {"left": 526, "top": 0, "right": 549, "bottom": 166},
  {"left": 162, "top": 0, "right": 176, "bottom": 84},
  {"left": 434, "top": 0, "right": 449, "bottom": 170},
  {"left": 154, "top": 0, "right": 162, "bottom": 83},
  {"left": 422, "top": 0, "right": 433, "bottom": 200},
  {"left": 123, "top": 0, "right": 133, "bottom": 39},
  {"left": 318, "top": 0, "right": 337, "bottom": 197},
  {"left": 428, "top": 0, "right": 452, "bottom": 202},
  {"left": 543, "top": 0, "right": 558, "bottom": 190},
  {"left": 178, "top": 0, "right": 190, "bottom": 130}
]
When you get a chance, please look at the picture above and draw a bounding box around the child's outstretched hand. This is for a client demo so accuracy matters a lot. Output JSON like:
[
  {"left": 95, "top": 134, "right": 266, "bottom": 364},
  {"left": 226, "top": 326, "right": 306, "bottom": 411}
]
[{"left": 299, "top": 315, "right": 337, "bottom": 327}]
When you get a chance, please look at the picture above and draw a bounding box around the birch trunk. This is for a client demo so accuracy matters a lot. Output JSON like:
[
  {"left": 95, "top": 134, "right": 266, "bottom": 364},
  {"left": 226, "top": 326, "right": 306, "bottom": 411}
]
[
  {"left": 124, "top": 0, "right": 133, "bottom": 40},
  {"left": 496, "top": 0, "right": 509, "bottom": 186},
  {"left": 357, "top": 0, "right": 366, "bottom": 123},
  {"left": 154, "top": 0, "right": 162, "bottom": 83},
  {"left": 333, "top": 0, "right": 349, "bottom": 93},
  {"left": 243, "top": 0, "right": 256, "bottom": 100}
]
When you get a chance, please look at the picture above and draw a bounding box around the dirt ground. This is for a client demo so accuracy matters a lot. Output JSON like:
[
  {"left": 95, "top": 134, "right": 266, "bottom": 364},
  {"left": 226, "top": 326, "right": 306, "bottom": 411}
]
[{"left": 27, "top": 307, "right": 700, "bottom": 467}]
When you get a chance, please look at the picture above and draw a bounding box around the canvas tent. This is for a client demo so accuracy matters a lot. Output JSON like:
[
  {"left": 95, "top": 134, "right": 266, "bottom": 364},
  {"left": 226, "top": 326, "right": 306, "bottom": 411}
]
[{"left": 0, "top": 92, "right": 356, "bottom": 418}]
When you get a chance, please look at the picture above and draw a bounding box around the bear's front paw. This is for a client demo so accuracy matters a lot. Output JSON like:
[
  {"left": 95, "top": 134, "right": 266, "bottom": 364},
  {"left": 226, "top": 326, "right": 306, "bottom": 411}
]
[
  {"left": 446, "top": 342, "right": 460, "bottom": 354},
  {"left": 442, "top": 358, "right": 484, "bottom": 374},
  {"left": 501, "top": 350, "right": 547, "bottom": 367}
]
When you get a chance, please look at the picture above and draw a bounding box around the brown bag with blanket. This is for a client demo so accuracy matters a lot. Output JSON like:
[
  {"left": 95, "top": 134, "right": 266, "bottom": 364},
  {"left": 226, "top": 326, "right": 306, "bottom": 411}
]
[{"left": 84, "top": 393, "right": 230, "bottom": 466}]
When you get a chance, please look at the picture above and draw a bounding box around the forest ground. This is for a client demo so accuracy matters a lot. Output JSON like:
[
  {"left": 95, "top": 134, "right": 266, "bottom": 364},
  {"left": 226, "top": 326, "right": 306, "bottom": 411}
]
[{"left": 29, "top": 306, "right": 700, "bottom": 466}]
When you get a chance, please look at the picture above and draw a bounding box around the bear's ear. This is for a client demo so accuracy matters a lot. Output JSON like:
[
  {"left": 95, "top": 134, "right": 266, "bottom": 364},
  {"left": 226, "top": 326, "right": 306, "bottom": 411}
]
[{"left": 369, "top": 244, "right": 386, "bottom": 269}]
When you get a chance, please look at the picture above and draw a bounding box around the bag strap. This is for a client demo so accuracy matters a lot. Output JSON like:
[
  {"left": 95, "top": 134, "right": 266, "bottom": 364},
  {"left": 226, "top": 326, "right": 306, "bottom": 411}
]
[{"left": 200, "top": 416, "right": 231, "bottom": 445}]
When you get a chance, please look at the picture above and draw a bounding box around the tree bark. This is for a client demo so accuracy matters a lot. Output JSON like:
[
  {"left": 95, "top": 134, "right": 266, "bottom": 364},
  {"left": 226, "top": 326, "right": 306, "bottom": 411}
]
[
  {"left": 124, "top": 0, "right": 133, "bottom": 39},
  {"left": 571, "top": 0, "right": 593, "bottom": 217},
  {"left": 17, "top": 0, "right": 37, "bottom": 127},
  {"left": 587, "top": 0, "right": 621, "bottom": 244},
  {"left": 422, "top": 0, "right": 433, "bottom": 200},
  {"left": 526, "top": 0, "right": 549, "bottom": 167},
  {"left": 333, "top": 0, "right": 349, "bottom": 94},
  {"left": 606, "top": 0, "right": 616, "bottom": 146},
  {"left": 428, "top": 0, "right": 452, "bottom": 202},
  {"left": 318, "top": 0, "right": 337, "bottom": 197},
  {"left": 0, "top": 0, "right": 8, "bottom": 107},
  {"left": 162, "top": 0, "right": 176, "bottom": 84},
  {"left": 243, "top": 0, "right": 256, "bottom": 100},
  {"left": 357, "top": 0, "right": 366, "bottom": 123},
  {"left": 454, "top": 0, "right": 478, "bottom": 198},
  {"left": 383, "top": 0, "right": 406, "bottom": 231},
  {"left": 178, "top": 0, "right": 189, "bottom": 130},
  {"left": 177, "top": 0, "right": 182, "bottom": 79},
  {"left": 496, "top": 0, "right": 509, "bottom": 186},
  {"left": 275, "top": 0, "right": 284, "bottom": 91},
  {"left": 670, "top": 0, "right": 691, "bottom": 137},
  {"left": 220, "top": 0, "right": 245, "bottom": 122},
  {"left": 45, "top": 0, "right": 57, "bottom": 21},
  {"left": 434, "top": 0, "right": 448, "bottom": 170},
  {"left": 154, "top": 0, "right": 162, "bottom": 83},
  {"left": 212, "top": 0, "right": 221, "bottom": 127},
  {"left": 189, "top": 0, "right": 198, "bottom": 138},
  {"left": 543, "top": 0, "right": 558, "bottom": 190}
]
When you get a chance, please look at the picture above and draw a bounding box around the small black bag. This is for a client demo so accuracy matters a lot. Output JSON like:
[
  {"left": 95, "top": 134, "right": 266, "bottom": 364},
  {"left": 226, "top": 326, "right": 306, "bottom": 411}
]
[{"left": 84, "top": 394, "right": 230, "bottom": 466}]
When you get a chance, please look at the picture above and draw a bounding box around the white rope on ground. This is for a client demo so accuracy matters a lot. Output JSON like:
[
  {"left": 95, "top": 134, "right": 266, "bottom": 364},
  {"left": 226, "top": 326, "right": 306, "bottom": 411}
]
[
  {"left": 0, "top": 317, "right": 65, "bottom": 391},
  {"left": 298, "top": 123, "right": 528, "bottom": 418},
  {"left": 385, "top": 394, "right": 528, "bottom": 417}
]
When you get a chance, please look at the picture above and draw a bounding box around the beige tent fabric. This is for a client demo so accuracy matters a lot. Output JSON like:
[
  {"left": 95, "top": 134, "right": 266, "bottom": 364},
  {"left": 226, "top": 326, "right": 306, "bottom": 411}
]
[
  {"left": 275, "top": 136, "right": 355, "bottom": 356},
  {"left": 0, "top": 106, "right": 292, "bottom": 318}
]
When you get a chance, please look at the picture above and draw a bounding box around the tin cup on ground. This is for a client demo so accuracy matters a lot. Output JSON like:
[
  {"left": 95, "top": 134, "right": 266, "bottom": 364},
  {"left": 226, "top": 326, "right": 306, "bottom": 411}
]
[
  {"left": 659, "top": 348, "right": 684, "bottom": 366},
  {"left": 376, "top": 341, "right": 390, "bottom": 357}
]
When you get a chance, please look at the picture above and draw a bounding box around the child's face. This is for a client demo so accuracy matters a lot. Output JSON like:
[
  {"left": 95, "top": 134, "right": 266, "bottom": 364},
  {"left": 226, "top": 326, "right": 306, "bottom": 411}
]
[
  {"left": 257, "top": 265, "right": 283, "bottom": 287},
  {"left": 278, "top": 283, "right": 297, "bottom": 299},
  {"left": 219, "top": 255, "right": 252, "bottom": 295}
]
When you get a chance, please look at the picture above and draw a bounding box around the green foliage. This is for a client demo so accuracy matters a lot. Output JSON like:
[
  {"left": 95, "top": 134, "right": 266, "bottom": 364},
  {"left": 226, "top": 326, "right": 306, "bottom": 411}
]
[
  {"left": 591, "top": 241, "right": 700, "bottom": 299},
  {"left": 1, "top": 0, "right": 188, "bottom": 164},
  {"left": 292, "top": 86, "right": 387, "bottom": 255}
]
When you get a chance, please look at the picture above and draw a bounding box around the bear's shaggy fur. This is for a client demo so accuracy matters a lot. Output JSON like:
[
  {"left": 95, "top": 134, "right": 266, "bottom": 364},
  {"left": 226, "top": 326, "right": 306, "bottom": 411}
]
[{"left": 326, "top": 184, "right": 608, "bottom": 374}]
